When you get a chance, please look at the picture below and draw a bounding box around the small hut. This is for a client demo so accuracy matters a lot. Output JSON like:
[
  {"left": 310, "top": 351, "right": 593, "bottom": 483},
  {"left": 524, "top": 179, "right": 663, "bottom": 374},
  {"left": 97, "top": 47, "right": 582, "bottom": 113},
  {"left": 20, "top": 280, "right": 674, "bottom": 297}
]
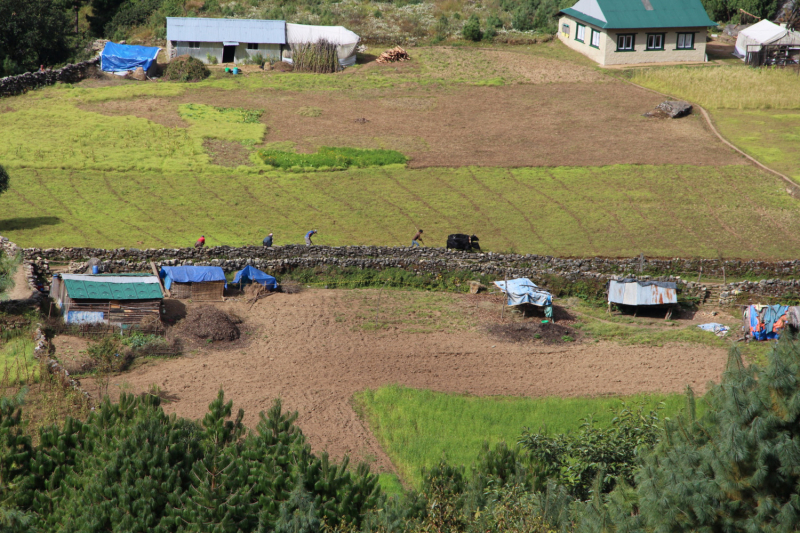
[
  {"left": 159, "top": 266, "right": 227, "bottom": 300},
  {"left": 608, "top": 279, "right": 677, "bottom": 317},
  {"left": 50, "top": 274, "right": 163, "bottom": 327}
]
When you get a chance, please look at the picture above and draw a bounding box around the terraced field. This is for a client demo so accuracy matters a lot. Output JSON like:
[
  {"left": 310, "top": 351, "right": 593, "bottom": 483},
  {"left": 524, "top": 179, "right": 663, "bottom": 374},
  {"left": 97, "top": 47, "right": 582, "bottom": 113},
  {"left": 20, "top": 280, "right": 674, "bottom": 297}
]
[{"left": 1, "top": 43, "right": 798, "bottom": 258}]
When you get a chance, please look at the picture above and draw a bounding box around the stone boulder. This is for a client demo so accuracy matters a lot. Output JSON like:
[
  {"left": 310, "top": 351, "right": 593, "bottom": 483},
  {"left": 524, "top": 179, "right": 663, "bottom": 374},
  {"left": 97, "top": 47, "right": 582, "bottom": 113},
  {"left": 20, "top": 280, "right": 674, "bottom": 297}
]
[{"left": 657, "top": 100, "right": 693, "bottom": 118}]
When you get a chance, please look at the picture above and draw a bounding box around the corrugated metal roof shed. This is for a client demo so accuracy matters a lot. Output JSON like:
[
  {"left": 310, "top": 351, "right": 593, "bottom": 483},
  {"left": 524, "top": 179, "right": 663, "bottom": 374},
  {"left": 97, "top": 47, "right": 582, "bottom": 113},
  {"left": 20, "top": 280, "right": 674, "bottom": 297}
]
[
  {"left": 608, "top": 280, "right": 677, "bottom": 306},
  {"left": 166, "top": 17, "right": 286, "bottom": 44},
  {"left": 62, "top": 274, "right": 163, "bottom": 300},
  {"left": 561, "top": 0, "right": 715, "bottom": 29}
]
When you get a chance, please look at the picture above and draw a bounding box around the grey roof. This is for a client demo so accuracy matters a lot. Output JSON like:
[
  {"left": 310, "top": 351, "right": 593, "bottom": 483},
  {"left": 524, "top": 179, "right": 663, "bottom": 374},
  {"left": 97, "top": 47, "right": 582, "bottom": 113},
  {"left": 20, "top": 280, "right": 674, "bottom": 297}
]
[{"left": 166, "top": 17, "right": 286, "bottom": 44}]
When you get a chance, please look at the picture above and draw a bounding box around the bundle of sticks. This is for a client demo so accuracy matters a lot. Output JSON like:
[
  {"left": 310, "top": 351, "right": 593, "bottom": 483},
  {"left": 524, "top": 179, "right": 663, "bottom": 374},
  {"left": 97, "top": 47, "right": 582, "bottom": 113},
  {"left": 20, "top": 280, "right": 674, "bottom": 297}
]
[{"left": 376, "top": 46, "right": 410, "bottom": 64}]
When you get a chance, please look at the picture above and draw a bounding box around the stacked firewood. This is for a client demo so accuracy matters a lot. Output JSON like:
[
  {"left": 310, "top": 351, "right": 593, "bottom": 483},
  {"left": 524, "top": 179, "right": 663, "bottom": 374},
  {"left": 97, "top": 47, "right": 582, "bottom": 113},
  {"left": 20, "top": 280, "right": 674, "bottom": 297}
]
[{"left": 376, "top": 47, "right": 410, "bottom": 63}]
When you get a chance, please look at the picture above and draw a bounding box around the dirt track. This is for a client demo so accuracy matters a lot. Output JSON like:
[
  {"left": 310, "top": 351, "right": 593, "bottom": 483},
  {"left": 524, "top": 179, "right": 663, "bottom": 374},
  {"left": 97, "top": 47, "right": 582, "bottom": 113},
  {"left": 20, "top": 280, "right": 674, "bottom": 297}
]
[{"left": 95, "top": 290, "right": 728, "bottom": 474}]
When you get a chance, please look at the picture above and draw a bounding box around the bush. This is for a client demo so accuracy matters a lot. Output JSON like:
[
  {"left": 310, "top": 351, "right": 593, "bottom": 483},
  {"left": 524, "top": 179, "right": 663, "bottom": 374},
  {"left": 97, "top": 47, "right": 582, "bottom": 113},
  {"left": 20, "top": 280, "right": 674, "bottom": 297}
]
[
  {"left": 462, "top": 14, "right": 483, "bottom": 41},
  {"left": 0, "top": 164, "right": 8, "bottom": 197},
  {"left": 164, "top": 55, "right": 210, "bottom": 82},
  {"left": 206, "top": 53, "right": 218, "bottom": 65}
]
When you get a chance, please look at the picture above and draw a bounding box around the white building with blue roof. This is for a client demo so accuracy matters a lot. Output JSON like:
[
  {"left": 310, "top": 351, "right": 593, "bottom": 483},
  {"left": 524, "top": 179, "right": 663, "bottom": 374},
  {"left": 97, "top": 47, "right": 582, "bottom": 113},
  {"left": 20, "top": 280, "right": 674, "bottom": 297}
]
[{"left": 166, "top": 17, "right": 286, "bottom": 64}]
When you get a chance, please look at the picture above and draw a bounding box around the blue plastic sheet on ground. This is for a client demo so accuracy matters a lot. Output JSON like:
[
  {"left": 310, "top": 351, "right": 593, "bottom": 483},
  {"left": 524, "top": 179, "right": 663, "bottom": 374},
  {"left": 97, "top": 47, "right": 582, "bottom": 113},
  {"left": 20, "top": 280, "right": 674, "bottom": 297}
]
[
  {"left": 493, "top": 278, "right": 552, "bottom": 307},
  {"left": 159, "top": 266, "right": 227, "bottom": 290},
  {"left": 233, "top": 266, "right": 277, "bottom": 289},
  {"left": 697, "top": 323, "right": 729, "bottom": 336},
  {"left": 101, "top": 42, "right": 160, "bottom": 72}
]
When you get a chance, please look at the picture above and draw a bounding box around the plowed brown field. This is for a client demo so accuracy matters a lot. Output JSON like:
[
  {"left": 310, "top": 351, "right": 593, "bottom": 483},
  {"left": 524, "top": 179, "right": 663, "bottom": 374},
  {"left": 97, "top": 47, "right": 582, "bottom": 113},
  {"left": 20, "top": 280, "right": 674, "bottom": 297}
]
[{"left": 87, "top": 290, "right": 728, "bottom": 475}]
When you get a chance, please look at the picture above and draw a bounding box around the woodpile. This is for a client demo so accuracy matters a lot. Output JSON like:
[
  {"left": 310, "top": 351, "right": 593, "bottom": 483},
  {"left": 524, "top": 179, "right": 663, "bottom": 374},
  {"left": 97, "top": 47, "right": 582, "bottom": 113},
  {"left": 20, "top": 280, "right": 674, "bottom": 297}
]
[{"left": 376, "top": 47, "right": 410, "bottom": 64}]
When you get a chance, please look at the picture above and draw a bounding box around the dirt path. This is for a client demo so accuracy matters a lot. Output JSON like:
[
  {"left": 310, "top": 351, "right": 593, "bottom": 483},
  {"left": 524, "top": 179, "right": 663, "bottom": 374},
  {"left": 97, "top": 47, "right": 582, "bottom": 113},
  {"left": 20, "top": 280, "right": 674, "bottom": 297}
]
[
  {"left": 93, "top": 290, "right": 728, "bottom": 475},
  {"left": 7, "top": 264, "right": 32, "bottom": 300}
]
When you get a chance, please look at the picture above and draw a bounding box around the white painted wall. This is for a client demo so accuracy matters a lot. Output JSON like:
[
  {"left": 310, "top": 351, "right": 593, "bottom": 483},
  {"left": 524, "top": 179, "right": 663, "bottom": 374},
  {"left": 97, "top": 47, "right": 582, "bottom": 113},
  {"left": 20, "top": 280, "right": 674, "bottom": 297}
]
[{"left": 173, "top": 41, "right": 281, "bottom": 64}]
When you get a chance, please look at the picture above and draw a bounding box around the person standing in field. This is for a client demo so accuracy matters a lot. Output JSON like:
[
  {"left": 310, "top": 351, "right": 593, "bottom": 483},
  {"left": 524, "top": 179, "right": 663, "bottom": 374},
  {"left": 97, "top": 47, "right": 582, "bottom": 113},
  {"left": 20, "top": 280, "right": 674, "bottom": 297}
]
[
  {"left": 195, "top": 235, "right": 205, "bottom": 248},
  {"left": 263, "top": 233, "right": 273, "bottom": 247},
  {"left": 305, "top": 229, "right": 317, "bottom": 246},
  {"left": 412, "top": 229, "right": 424, "bottom": 247}
]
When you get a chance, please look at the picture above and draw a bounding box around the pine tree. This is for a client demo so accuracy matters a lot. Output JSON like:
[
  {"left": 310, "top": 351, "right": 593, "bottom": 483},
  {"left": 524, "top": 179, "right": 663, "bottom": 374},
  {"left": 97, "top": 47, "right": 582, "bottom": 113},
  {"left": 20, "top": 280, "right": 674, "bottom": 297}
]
[
  {"left": 631, "top": 340, "right": 800, "bottom": 532},
  {"left": 0, "top": 389, "right": 32, "bottom": 507}
]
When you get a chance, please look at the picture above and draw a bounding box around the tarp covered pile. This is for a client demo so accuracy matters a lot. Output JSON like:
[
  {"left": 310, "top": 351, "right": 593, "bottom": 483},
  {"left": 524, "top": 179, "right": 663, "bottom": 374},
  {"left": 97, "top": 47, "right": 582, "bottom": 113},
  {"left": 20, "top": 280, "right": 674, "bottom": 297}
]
[
  {"left": 744, "top": 304, "right": 800, "bottom": 341},
  {"left": 159, "top": 266, "right": 227, "bottom": 290},
  {"left": 100, "top": 42, "right": 160, "bottom": 74},
  {"left": 494, "top": 278, "right": 552, "bottom": 307},
  {"left": 233, "top": 266, "right": 277, "bottom": 289}
]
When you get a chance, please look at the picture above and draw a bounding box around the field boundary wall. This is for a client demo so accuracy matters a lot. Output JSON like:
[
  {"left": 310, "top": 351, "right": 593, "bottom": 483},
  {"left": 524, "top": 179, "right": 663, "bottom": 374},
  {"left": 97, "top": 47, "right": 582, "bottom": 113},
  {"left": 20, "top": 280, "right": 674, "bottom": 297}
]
[
  {"left": 0, "top": 58, "right": 100, "bottom": 98},
  {"left": 23, "top": 245, "right": 800, "bottom": 303}
]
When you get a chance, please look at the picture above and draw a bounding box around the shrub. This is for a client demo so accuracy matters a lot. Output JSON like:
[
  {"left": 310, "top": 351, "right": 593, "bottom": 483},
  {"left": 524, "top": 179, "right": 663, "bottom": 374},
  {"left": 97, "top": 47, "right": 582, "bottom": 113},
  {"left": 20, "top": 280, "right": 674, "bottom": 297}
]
[
  {"left": 0, "top": 164, "right": 8, "bottom": 197},
  {"left": 164, "top": 55, "right": 210, "bottom": 82},
  {"left": 462, "top": 14, "right": 483, "bottom": 41},
  {"left": 206, "top": 53, "right": 218, "bottom": 65}
]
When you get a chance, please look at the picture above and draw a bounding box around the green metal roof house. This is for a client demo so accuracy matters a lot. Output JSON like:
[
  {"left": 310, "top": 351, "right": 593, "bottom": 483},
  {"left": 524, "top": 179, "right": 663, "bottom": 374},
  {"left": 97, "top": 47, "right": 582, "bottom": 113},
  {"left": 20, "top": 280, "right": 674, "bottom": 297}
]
[
  {"left": 557, "top": 0, "right": 716, "bottom": 65},
  {"left": 51, "top": 274, "right": 164, "bottom": 328}
]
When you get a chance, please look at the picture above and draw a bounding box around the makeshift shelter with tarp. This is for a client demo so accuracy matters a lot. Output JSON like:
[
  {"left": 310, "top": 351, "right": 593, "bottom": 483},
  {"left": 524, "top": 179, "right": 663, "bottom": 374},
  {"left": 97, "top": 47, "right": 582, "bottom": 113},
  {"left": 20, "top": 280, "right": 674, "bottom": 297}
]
[
  {"left": 494, "top": 278, "right": 553, "bottom": 318},
  {"left": 734, "top": 20, "right": 800, "bottom": 59},
  {"left": 233, "top": 266, "right": 277, "bottom": 289},
  {"left": 159, "top": 266, "right": 227, "bottom": 300},
  {"left": 100, "top": 42, "right": 161, "bottom": 76},
  {"left": 50, "top": 273, "right": 163, "bottom": 327},
  {"left": 743, "top": 304, "right": 800, "bottom": 341},
  {"left": 608, "top": 279, "right": 677, "bottom": 306},
  {"left": 284, "top": 23, "right": 360, "bottom": 66}
]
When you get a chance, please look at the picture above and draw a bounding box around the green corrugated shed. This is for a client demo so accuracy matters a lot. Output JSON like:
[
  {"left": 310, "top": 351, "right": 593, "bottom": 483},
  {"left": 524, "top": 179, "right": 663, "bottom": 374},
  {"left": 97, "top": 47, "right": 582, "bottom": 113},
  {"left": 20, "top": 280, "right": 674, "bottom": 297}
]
[
  {"left": 561, "top": 0, "right": 716, "bottom": 29},
  {"left": 64, "top": 279, "right": 163, "bottom": 300}
]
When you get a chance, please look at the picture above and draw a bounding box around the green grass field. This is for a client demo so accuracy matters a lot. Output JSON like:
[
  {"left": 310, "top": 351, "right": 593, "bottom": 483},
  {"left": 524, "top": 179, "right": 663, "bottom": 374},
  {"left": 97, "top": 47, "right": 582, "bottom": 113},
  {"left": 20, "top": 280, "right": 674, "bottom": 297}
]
[
  {"left": 355, "top": 385, "right": 698, "bottom": 487},
  {"left": 2, "top": 164, "right": 799, "bottom": 258},
  {"left": 0, "top": 338, "right": 39, "bottom": 386}
]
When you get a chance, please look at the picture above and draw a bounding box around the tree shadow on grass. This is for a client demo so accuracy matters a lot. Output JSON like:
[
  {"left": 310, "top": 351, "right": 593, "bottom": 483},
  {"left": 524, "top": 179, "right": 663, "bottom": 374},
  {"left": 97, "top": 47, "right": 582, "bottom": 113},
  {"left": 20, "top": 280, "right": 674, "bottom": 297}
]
[{"left": 0, "top": 216, "right": 61, "bottom": 232}]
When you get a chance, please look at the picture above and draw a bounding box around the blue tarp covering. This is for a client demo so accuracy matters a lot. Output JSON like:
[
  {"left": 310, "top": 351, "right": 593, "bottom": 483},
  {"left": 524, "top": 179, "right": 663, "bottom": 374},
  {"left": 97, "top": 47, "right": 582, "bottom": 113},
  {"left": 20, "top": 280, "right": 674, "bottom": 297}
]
[
  {"left": 493, "top": 278, "right": 552, "bottom": 307},
  {"left": 749, "top": 304, "right": 789, "bottom": 341},
  {"left": 101, "top": 42, "right": 160, "bottom": 73},
  {"left": 159, "top": 266, "right": 227, "bottom": 290},
  {"left": 66, "top": 311, "right": 105, "bottom": 325},
  {"left": 233, "top": 266, "right": 277, "bottom": 289}
]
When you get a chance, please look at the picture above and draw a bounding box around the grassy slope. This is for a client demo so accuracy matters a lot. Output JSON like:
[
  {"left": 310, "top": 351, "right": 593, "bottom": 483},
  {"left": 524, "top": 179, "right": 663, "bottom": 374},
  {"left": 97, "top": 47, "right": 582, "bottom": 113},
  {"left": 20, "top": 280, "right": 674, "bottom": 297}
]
[
  {"left": 1, "top": 45, "right": 798, "bottom": 257},
  {"left": 628, "top": 66, "right": 800, "bottom": 182},
  {"left": 356, "top": 385, "right": 698, "bottom": 488}
]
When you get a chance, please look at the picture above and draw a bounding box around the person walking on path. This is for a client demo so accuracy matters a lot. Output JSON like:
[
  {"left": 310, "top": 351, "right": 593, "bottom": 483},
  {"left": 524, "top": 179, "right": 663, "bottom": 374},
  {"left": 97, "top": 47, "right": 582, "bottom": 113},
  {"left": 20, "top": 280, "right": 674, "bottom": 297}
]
[
  {"left": 412, "top": 229, "right": 424, "bottom": 247},
  {"left": 263, "top": 233, "right": 273, "bottom": 247},
  {"left": 305, "top": 229, "right": 317, "bottom": 246},
  {"left": 195, "top": 235, "right": 206, "bottom": 248}
]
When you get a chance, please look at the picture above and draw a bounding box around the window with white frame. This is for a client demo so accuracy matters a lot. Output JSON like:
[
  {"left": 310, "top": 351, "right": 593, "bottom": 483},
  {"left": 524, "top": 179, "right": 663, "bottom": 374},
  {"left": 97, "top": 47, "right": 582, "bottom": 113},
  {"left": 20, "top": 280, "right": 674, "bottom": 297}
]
[
  {"left": 646, "top": 33, "right": 664, "bottom": 50},
  {"left": 247, "top": 43, "right": 259, "bottom": 50},
  {"left": 676, "top": 33, "right": 694, "bottom": 49},
  {"left": 590, "top": 28, "right": 600, "bottom": 48},
  {"left": 576, "top": 23, "right": 586, "bottom": 43},
  {"left": 188, "top": 42, "right": 200, "bottom": 49},
  {"left": 616, "top": 34, "right": 634, "bottom": 51}
]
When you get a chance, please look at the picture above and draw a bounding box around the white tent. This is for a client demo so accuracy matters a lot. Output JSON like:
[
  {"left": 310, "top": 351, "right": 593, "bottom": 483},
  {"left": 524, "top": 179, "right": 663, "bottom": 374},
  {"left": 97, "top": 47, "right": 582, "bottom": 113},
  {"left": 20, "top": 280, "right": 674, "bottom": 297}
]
[
  {"left": 734, "top": 19, "right": 800, "bottom": 58},
  {"left": 284, "top": 23, "right": 360, "bottom": 67}
]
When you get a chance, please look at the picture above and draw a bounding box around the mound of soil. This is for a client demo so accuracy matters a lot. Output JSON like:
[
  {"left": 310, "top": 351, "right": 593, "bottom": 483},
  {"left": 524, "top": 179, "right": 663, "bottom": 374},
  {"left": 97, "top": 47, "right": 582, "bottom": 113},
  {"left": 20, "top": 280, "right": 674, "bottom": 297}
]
[
  {"left": 488, "top": 322, "right": 577, "bottom": 344},
  {"left": 177, "top": 306, "right": 240, "bottom": 341}
]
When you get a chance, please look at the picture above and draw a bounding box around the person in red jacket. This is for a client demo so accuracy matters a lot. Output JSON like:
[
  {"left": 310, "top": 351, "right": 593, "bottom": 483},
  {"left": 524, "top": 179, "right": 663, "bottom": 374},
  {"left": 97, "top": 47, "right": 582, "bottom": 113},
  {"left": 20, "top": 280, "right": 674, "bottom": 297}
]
[{"left": 195, "top": 235, "right": 206, "bottom": 248}]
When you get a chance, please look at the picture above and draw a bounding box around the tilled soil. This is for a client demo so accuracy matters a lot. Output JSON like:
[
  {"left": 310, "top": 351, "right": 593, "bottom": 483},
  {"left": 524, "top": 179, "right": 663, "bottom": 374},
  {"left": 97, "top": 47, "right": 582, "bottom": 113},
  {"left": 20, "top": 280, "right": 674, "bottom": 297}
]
[{"left": 95, "top": 290, "right": 728, "bottom": 475}]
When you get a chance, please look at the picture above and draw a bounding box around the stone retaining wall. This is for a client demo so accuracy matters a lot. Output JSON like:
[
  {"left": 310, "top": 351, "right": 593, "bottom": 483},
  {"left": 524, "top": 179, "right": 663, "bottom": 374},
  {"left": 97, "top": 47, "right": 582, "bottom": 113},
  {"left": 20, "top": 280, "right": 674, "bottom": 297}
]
[
  {"left": 24, "top": 244, "right": 800, "bottom": 279},
  {"left": 0, "top": 58, "right": 100, "bottom": 98}
]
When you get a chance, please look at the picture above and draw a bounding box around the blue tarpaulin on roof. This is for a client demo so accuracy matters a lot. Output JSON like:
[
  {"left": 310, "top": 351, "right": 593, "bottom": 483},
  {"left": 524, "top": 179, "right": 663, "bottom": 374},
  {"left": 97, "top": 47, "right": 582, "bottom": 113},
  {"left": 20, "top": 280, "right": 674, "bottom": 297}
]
[
  {"left": 159, "top": 266, "right": 227, "bottom": 290},
  {"left": 493, "top": 278, "right": 552, "bottom": 307},
  {"left": 233, "top": 266, "right": 277, "bottom": 289},
  {"left": 101, "top": 42, "right": 160, "bottom": 72}
]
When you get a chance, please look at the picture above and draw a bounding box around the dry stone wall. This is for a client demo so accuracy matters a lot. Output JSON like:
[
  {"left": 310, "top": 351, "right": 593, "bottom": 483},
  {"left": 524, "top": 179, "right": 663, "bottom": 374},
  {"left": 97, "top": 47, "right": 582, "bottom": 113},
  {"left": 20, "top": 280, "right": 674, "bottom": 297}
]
[
  {"left": 23, "top": 244, "right": 800, "bottom": 303},
  {"left": 23, "top": 245, "right": 800, "bottom": 278},
  {"left": 0, "top": 58, "right": 100, "bottom": 98}
]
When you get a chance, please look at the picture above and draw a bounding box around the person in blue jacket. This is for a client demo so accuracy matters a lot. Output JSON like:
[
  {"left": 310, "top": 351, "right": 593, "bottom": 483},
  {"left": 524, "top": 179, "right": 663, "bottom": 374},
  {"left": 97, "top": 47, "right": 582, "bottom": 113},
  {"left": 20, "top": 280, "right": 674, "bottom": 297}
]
[
  {"left": 263, "top": 233, "right": 273, "bottom": 247},
  {"left": 305, "top": 229, "right": 317, "bottom": 246}
]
